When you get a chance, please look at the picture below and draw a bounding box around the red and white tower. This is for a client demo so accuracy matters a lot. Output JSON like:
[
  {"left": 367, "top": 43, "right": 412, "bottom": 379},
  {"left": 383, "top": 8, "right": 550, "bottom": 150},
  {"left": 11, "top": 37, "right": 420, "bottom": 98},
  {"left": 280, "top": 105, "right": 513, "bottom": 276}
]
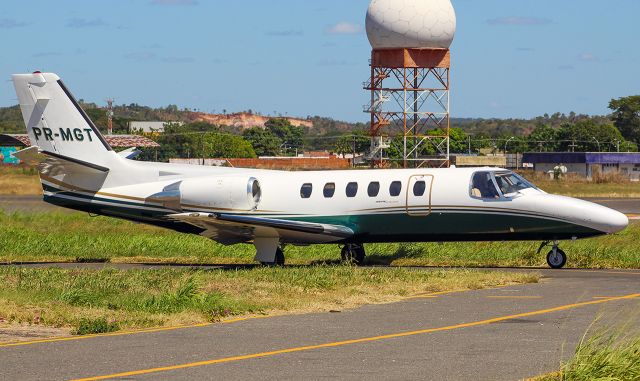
[{"left": 364, "top": 0, "right": 456, "bottom": 168}]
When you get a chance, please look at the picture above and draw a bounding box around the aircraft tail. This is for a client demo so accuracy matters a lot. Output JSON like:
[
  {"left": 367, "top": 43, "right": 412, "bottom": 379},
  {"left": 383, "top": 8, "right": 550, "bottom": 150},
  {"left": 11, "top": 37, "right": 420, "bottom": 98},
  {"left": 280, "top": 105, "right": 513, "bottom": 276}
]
[{"left": 12, "top": 72, "right": 115, "bottom": 169}]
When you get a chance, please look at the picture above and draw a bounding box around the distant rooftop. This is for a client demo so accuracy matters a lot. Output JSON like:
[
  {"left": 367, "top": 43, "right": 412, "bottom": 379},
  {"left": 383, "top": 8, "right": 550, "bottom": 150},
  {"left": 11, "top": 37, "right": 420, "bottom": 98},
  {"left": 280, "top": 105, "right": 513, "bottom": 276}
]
[
  {"left": 0, "top": 134, "right": 160, "bottom": 149},
  {"left": 523, "top": 152, "right": 640, "bottom": 164}
]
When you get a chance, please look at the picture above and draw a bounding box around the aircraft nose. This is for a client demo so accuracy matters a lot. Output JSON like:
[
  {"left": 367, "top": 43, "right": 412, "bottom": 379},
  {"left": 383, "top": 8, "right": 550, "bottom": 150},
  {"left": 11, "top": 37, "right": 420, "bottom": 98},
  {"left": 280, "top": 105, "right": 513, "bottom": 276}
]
[{"left": 597, "top": 208, "right": 629, "bottom": 234}]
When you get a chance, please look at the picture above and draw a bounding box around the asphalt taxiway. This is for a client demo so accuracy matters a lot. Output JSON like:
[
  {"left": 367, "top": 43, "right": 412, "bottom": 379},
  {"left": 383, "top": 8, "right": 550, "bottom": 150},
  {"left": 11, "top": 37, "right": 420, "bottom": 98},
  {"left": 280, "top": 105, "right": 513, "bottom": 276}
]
[{"left": 1, "top": 268, "right": 638, "bottom": 381}]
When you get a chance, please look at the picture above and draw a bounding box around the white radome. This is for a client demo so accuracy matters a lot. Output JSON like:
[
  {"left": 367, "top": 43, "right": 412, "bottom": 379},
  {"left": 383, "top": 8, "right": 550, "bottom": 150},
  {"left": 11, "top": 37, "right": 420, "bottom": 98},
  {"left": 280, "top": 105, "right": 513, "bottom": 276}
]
[{"left": 366, "top": 0, "right": 456, "bottom": 50}]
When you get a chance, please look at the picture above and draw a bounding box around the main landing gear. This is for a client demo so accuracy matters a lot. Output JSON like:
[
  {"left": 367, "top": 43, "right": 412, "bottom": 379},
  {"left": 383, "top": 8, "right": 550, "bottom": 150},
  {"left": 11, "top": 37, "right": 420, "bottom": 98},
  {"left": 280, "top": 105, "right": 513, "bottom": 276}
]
[
  {"left": 341, "top": 244, "right": 366, "bottom": 266},
  {"left": 538, "top": 240, "right": 567, "bottom": 269},
  {"left": 254, "top": 238, "right": 285, "bottom": 267}
]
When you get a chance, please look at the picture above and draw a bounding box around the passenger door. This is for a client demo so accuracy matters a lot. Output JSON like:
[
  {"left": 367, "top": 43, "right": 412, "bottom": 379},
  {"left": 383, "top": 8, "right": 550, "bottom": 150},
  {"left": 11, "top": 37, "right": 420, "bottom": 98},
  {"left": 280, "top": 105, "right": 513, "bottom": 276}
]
[{"left": 406, "top": 175, "right": 434, "bottom": 216}]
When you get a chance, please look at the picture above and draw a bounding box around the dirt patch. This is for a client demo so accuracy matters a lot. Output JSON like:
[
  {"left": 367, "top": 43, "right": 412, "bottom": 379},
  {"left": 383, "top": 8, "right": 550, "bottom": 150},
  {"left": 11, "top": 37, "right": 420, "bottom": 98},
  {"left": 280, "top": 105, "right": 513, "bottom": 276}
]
[{"left": 0, "top": 324, "right": 70, "bottom": 344}]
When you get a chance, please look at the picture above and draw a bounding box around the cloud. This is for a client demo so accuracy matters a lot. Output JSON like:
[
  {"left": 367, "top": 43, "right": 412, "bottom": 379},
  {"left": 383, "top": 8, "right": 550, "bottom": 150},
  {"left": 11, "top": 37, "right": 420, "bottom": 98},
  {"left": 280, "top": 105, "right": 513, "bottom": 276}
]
[
  {"left": 0, "top": 18, "right": 27, "bottom": 28},
  {"left": 32, "top": 52, "right": 62, "bottom": 58},
  {"left": 162, "top": 56, "right": 195, "bottom": 63},
  {"left": 265, "top": 30, "right": 303, "bottom": 37},
  {"left": 66, "top": 18, "right": 107, "bottom": 28},
  {"left": 124, "top": 52, "right": 156, "bottom": 61},
  {"left": 325, "top": 22, "right": 362, "bottom": 35},
  {"left": 150, "top": 0, "right": 198, "bottom": 5},
  {"left": 487, "top": 17, "right": 552, "bottom": 26},
  {"left": 578, "top": 53, "right": 599, "bottom": 62}
]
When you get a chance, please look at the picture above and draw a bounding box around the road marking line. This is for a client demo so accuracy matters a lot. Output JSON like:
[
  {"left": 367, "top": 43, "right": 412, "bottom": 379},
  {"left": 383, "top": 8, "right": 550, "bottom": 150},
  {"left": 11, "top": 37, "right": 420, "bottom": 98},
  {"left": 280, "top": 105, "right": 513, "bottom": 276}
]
[
  {"left": 405, "top": 289, "right": 467, "bottom": 299},
  {"left": 69, "top": 293, "right": 640, "bottom": 381},
  {"left": 0, "top": 316, "right": 267, "bottom": 348},
  {"left": 567, "top": 270, "right": 640, "bottom": 276},
  {"left": 486, "top": 296, "right": 543, "bottom": 299}
]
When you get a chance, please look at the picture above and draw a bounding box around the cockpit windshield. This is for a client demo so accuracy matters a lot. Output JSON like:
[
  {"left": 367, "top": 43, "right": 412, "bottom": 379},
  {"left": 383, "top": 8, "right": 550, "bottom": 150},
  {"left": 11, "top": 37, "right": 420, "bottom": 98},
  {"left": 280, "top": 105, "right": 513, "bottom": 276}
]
[
  {"left": 494, "top": 172, "right": 537, "bottom": 197},
  {"left": 471, "top": 171, "right": 538, "bottom": 199}
]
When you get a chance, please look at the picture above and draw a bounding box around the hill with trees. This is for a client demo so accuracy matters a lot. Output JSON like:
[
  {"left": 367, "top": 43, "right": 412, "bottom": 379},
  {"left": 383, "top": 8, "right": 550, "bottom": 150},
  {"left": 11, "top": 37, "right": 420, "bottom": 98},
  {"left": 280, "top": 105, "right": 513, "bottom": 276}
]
[{"left": 1, "top": 95, "right": 638, "bottom": 161}]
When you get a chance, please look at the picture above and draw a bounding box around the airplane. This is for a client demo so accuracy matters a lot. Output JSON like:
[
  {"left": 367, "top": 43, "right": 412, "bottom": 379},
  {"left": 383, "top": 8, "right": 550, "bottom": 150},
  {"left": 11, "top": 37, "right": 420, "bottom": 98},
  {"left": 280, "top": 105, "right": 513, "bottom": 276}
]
[{"left": 10, "top": 72, "right": 629, "bottom": 269}]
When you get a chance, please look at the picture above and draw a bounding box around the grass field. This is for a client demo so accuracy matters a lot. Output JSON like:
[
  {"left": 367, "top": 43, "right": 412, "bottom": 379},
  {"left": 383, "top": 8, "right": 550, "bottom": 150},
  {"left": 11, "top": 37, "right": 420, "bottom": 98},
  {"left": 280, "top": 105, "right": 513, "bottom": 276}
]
[
  {"left": 0, "top": 266, "right": 537, "bottom": 333},
  {"left": 0, "top": 211, "right": 638, "bottom": 269},
  {"left": 523, "top": 171, "right": 640, "bottom": 198}
]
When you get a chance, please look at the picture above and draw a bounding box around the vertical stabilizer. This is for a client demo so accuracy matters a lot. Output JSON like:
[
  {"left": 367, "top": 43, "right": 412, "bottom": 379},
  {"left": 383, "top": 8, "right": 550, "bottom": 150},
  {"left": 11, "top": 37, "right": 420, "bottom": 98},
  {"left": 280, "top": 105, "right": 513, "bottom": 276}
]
[{"left": 12, "top": 72, "right": 115, "bottom": 169}]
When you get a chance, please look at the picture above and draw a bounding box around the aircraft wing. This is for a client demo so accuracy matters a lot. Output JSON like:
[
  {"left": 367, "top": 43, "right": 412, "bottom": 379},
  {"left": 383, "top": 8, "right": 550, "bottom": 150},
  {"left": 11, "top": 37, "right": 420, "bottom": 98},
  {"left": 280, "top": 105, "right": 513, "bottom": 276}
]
[{"left": 167, "top": 212, "right": 354, "bottom": 245}]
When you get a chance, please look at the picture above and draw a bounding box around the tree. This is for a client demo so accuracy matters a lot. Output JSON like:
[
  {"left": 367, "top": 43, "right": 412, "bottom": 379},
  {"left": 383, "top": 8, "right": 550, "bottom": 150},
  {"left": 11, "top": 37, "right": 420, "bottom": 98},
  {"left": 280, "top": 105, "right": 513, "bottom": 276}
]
[
  {"left": 243, "top": 127, "right": 282, "bottom": 157},
  {"left": 558, "top": 120, "right": 625, "bottom": 152},
  {"left": 334, "top": 131, "right": 370, "bottom": 157},
  {"left": 528, "top": 124, "right": 560, "bottom": 152},
  {"left": 609, "top": 96, "right": 640, "bottom": 143},
  {"left": 199, "top": 133, "right": 256, "bottom": 158},
  {"left": 265, "top": 118, "right": 304, "bottom": 153}
]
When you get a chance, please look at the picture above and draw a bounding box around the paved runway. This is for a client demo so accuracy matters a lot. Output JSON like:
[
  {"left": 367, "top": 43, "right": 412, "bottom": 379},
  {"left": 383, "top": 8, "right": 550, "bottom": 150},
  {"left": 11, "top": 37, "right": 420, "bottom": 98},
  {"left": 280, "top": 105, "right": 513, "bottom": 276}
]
[{"left": 1, "top": 269, "right": 638, "bottom": 381}]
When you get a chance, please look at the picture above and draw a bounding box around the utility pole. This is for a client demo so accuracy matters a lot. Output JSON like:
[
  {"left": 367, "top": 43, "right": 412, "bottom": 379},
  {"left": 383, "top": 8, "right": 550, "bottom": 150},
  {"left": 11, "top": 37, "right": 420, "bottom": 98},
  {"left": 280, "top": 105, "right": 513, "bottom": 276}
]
[
  {"left": 352, "top": 135, "right": 356, "bottom": 168},
  {"left": 105, "top": 98, "right": 114, "bottom": 135}
]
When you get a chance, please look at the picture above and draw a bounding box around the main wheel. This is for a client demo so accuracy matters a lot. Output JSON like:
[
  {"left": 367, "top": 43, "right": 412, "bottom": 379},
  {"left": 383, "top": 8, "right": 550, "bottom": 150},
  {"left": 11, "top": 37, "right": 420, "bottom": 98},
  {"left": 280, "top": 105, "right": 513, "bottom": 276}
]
[
  {"left": 341, "top": 244, "right": 366, "bottom": 266},
  {"left": 546, "top": 248, "right": 567, "bottom": 269}
]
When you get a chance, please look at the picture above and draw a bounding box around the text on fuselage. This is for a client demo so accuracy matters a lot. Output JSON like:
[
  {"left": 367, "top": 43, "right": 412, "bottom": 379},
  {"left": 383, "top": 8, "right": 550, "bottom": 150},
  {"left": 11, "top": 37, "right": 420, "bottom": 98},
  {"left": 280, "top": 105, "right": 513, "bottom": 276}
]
[{"left": 32, "top": 127, "right": 94, "bottom": 142}]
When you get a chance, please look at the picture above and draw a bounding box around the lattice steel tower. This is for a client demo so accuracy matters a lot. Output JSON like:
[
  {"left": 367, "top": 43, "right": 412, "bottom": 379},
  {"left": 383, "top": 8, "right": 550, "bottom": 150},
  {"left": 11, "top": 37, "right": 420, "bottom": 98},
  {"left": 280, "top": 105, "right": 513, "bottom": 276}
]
[{"left": 364, "top": 0, "right": 456, "bottom": 168}]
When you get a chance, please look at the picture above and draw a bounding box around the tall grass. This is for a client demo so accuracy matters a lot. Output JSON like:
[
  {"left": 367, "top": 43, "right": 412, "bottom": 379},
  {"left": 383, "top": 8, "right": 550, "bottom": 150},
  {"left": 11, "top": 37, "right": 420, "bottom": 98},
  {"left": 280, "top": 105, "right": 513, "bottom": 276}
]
[
  {"left": 536, "top": 314, "right": 640, "bottom": 381},
  {"left": 0, "top": 266, "right": 537, "bottom": 332},
  {"left": 0, "top": 165, "right": 41, "bottom": 195},
  {"left": 0, "top": 211, "right": 637, "bottom": 268}
]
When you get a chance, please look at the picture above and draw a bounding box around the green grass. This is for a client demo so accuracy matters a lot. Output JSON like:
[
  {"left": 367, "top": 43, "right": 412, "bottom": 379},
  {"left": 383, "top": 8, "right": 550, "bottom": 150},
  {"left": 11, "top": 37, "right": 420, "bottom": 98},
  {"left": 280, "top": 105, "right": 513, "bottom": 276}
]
[
  {"left": 0, "top": 266, "right": 537, "bottom": 332},
  {"left": 0, "top": 211, "right": 638, "bottom": 269},
  {"left": 535, "top": 323, "right": 640, "bottom": 381}
]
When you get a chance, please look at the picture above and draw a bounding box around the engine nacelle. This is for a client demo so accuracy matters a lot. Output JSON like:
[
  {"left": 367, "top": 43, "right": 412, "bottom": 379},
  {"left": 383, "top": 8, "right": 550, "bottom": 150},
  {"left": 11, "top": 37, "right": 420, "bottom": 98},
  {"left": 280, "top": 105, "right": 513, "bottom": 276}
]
[{"left": 180, "top": 176, "right": 262, "bottom": 211}]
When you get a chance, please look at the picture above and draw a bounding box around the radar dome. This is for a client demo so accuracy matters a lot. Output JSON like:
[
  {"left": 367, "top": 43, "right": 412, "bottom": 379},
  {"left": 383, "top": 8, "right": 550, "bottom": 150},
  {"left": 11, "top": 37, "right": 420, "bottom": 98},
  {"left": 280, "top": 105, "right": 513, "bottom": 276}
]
[{"left": 366, "top": 0, "right": 456, "bottom": 50}]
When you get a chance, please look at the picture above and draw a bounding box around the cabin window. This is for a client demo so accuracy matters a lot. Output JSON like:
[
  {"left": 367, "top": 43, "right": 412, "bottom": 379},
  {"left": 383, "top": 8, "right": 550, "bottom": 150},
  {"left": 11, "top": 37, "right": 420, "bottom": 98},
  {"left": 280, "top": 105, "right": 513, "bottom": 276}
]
[
  {"left": 367, "top": 182, "right": 380, "bottom": 197},
  {"left": 300, "top": 183, "right": 313, "bottom": 199},
  {"left": 413, "top": 181, "right": 427, "bottom": 197},
  {"left": 323, "top": 183, "right": 336, "bottom": 198},
  {"left": 470, "top": 172, "right": 500, "bottom": 199},
  {"left": 346, "top": 182, "right": 358, "bottom": 198},
  {"left": 389, "top": 181, "right": 402, "bottom": 197}
]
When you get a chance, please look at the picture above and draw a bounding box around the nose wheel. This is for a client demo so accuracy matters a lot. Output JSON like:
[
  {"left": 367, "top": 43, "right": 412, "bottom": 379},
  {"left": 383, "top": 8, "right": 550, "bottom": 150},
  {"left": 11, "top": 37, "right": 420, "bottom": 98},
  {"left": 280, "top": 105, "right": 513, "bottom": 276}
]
[{"left": 539, "top": 241, "right": 567, "bottom": 269}]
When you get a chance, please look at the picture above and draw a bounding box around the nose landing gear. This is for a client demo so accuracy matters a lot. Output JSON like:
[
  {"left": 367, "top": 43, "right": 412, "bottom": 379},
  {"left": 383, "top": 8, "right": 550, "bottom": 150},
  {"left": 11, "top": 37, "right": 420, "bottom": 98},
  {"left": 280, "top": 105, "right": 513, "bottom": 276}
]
[{"left": 538, "top": 240, "right": 567, "bottom": 269}]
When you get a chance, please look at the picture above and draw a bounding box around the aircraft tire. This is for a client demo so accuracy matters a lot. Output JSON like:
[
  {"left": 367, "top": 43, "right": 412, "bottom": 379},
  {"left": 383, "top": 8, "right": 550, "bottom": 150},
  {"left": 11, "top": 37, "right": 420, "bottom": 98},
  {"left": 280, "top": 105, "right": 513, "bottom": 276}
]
[
  {"left": 546, "top": 248, "right": 567, "bottom": 269},
  {"left": 275, "top": 247, "right": 285, "bottom": 266},
  {"left": 261, "top": 247, "right": 285, "bottom": 267},
  {"left": 341, "top": 244, "right": 366, "bottom": 266}
]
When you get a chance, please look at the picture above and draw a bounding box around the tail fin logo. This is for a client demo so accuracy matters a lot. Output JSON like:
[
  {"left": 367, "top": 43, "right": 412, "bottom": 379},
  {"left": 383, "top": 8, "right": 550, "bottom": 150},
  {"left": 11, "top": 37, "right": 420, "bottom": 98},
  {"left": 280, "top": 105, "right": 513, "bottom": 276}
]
[{"left": 32, "top": 127, "right": 95, "bottom": 142}]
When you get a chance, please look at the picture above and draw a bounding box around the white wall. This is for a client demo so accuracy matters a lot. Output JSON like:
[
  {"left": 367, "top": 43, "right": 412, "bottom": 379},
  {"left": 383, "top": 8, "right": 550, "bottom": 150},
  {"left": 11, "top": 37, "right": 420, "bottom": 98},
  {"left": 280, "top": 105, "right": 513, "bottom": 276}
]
[{"left": 534, "top": 163, "right": 588, "bottom": 176}]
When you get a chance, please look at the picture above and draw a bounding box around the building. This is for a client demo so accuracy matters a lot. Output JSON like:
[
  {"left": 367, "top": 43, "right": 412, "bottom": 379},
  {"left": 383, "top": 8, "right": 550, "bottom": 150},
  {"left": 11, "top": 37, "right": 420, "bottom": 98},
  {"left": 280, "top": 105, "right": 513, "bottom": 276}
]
[
  {"left": 451, "top": 155, "right": 506, "bottom": 168},
  {"left": 522, "top": 152, "right": 640, "bottom": 181},
  {"left": 0, "top": 134, "right": 160, "bottom": 164}
]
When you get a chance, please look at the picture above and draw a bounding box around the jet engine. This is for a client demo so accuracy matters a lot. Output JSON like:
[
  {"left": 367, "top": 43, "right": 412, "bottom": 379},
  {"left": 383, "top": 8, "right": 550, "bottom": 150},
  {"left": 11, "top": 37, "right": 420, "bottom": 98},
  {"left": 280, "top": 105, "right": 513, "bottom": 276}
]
[{"left": 179, "top": 176, "right": 262, "bottom": 211}]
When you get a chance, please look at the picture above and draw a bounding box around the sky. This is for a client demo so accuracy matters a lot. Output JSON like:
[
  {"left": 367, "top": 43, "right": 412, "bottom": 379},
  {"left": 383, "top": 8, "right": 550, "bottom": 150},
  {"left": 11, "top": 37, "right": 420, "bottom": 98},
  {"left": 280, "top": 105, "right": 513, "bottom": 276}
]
[{"left": 0, "top": 0, "right": 639, "bottom": 122}]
